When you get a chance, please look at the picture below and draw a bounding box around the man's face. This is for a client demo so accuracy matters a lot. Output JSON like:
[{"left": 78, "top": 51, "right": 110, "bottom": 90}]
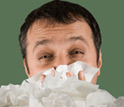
[{"left": 24, "top": 20, "right": 102, "bottom": 84}]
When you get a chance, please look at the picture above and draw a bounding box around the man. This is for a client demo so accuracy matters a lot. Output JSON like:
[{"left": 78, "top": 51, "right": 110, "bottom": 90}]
[
  {"left": 19, "top": 0, "right": 102, "bottom": 84},
  {"left": 1, "top": 0, "right": 124, "bottom": 106}
]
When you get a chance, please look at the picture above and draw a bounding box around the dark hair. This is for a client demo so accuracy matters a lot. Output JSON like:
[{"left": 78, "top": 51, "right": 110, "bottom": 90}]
[{"left": 19, "top": 0, "right": 102, "bottom": 71}]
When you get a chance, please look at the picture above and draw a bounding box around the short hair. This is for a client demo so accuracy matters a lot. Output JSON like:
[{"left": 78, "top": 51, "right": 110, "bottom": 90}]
[{"left": 19, "top": 0, "right": 102, "bottom": 65}]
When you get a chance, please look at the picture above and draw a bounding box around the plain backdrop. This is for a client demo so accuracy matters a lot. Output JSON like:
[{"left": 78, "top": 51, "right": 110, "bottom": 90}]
[{"left": 0, "top": 0, "right": 124, "bottom": 98}]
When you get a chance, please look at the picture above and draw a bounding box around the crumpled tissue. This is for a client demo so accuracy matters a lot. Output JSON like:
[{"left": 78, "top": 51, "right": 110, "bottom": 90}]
[
  {"left": 28, "top": 61, "right": 99, "bottom": 89},
  {"left": 0, "top": 61, "right": 124, "bottom": 107}
]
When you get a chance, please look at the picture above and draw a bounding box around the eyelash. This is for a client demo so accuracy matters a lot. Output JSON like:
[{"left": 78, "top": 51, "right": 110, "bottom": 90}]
[
  {"left": 38, "top": 49, "right": 84, "bottom": 60},
  {"left": 38, "top": 54, "right": 53, "bottom": 60},
  {"left": 69, "top": 49, "right": 84, "bottom": 56}
]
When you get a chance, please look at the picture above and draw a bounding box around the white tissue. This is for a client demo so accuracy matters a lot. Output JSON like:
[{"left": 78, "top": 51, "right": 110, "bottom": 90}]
[
  {"left": 67, "top": 61, "right": 99, "bottom": 82},
  {"left": 27, "top": 61, "right": 99, "bottom": 88},
  {"left": 0, "top": 61, "right": 124, "bottom": 107},
  {"left": 31, "top": 61, "right": 99, "bottom": 83},
  {"left": 26, "top": 61, "right": 99, "bottom": 89}
]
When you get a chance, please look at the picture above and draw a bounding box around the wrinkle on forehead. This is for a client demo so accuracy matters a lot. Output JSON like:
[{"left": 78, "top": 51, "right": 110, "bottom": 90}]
[
  {"left": 28, "top": 19, "right": 63, "bottom": 33},
  {"left": 27, "top": 19, "right": 94, "bottom": 47},
  {"left": 28, "top": 17, "right": 87, "bottom": 31},
  {"left": 28, "top": 19, "right": 87, "bottom": 35}
]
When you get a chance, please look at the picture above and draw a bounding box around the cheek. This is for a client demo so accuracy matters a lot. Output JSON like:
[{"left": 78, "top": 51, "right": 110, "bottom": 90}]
[
  {"left": 85, "top": 47, "right": 97, "bottom": 67},
  {"left": 28, "top": 63, "right": 50, "bottom": 77},
  {"left": 27, "top": 54, "right": 54, "bottom": 77},
  {"left": 26, "top": 48, "right": 43, "bottom": 77},
  {"left": 91, "top": 72, "right": 98, "bottom": 84}
]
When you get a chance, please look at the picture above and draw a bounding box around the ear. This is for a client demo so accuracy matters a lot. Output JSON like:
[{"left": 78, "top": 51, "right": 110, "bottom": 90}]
[
  {"left": 23, "top": 59, "right": 30, "bottom": 78},
  {"left": 97, "top": 49, "right": 102, "bottom": 76}
]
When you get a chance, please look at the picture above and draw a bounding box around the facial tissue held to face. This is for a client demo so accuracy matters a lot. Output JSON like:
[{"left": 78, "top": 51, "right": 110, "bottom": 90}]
[
  {"left": 27, "top": 61, "right": 99, "bottom": 88},
  {"left": 0, "top": 61, "right": 124, "bottom": 107}
]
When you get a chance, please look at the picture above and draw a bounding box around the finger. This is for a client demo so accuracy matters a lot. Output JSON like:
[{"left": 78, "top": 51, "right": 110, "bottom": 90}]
[
  {"left": 41, "top": 74, "right": 46, "bottom": 83},
  {"left": 66, "top": 72, "right": 71, "bottom": 78},
  {"left": 69, "top": 71, "right": 74, "bottom": 76},
  {"left": 51, "top": 69, "right": 55, "bottom": 77},
  {"left": 78, "top": 71, "right": 85, "bottom": 81}
]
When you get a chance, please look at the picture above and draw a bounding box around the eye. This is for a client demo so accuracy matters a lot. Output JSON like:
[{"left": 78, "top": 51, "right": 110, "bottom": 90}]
[
  {"left": 38, "top": 54, "right": 53, "bottom": 60},
  {"left": 73, "top": 51, "right": 83, "bottom": 54},
  {"left": 70, "top": 50, "right": 84, "bottom": 55},
  {"left": 40, "top": 55, "right": 49, "bottom": 59},
  {"left": 69, "top": 49, "right": 84, "bottom": 58}
]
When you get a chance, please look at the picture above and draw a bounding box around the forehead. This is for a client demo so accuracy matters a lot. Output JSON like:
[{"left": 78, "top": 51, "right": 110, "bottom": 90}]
[{"left": 27, "top": 20, "right": 93, "bottom": 44}]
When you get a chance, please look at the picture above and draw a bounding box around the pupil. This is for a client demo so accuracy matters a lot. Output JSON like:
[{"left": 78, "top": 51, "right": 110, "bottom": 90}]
[
  {"left": 76, "top": 51, "right": 80, "bottom": 54},
  {"left": 44, "top": 56, "right": 48, "bottom": 58}
]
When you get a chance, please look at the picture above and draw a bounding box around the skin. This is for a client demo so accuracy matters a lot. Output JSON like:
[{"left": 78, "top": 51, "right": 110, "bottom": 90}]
[{"left": 24, "top": 20, "right": 102, "bottom": 84}]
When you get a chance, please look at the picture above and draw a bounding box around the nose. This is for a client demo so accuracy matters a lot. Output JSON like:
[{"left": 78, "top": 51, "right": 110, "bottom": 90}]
[{"left": 53, "top": 53, "right": 72, "bottom": 69}]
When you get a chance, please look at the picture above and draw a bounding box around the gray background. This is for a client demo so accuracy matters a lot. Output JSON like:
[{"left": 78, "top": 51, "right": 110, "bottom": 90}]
[{"left": 0, "top": 0, "right": 124, "bottom": 98}]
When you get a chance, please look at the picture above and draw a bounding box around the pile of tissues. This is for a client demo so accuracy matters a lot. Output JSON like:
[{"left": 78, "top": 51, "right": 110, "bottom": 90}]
[{"left": 0, "top": 61, "right": 124, "bottom": 107}]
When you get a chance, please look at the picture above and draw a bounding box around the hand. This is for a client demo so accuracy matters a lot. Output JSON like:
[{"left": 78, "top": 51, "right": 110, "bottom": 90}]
[
  {"left": 78, "top": 71, "right": 85, "bottom": 81},
  {"left": 40, "top": 70, "right": 85, "bottom": 83},
  {"left": 40, "top": 69, "right": 55, "bottom": 83}
]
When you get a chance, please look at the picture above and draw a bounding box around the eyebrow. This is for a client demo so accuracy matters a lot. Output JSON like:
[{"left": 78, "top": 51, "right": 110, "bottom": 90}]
[
  {"left": 67, "top": 36, "right": 88, "bottom": 46},
  {"left": 33, "top": 35, "right": 88, "bottom": 52},
  {"left": 33, "top": 39, "right": 52, "bottom": 52}
]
